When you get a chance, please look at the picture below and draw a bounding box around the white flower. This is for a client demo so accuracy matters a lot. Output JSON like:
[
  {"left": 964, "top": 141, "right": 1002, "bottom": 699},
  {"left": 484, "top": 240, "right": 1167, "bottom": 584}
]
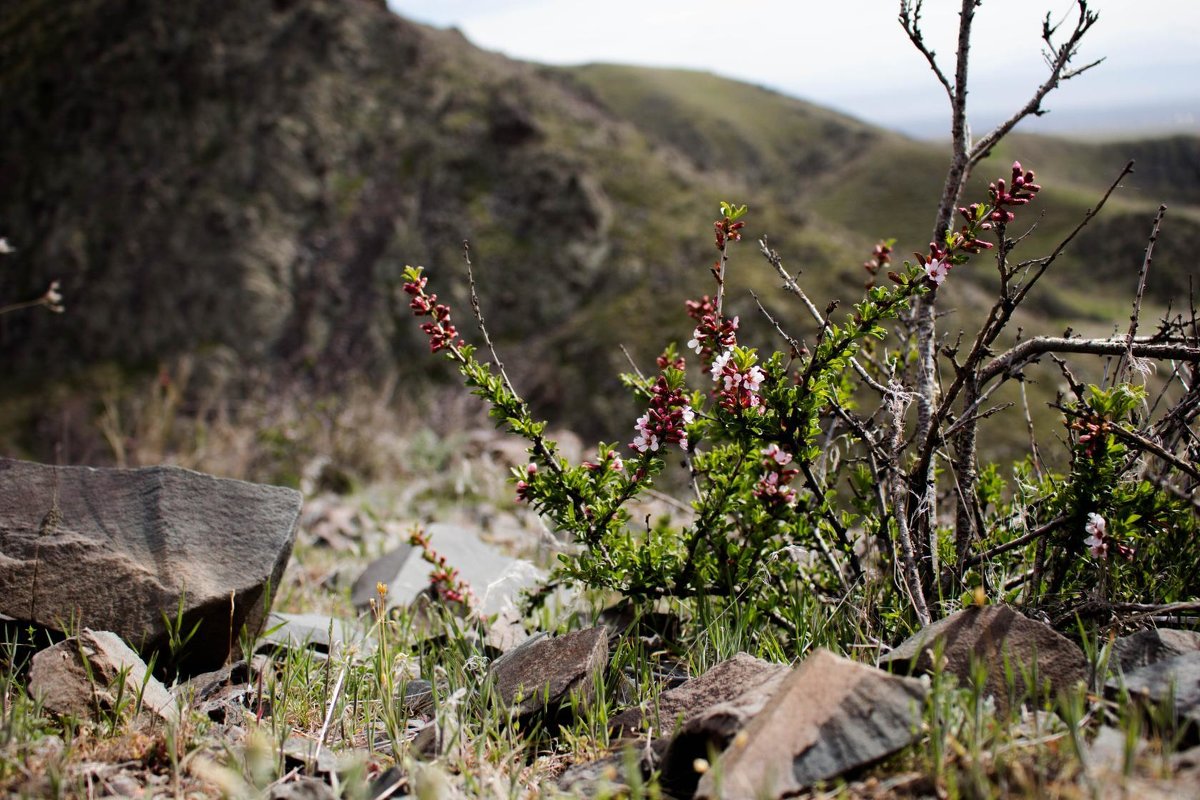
[
  {"left": 0, "top": 238, "right": 14, "bottom": 254},
  {"left": 744, "top": 366, "right": 765, "bottom": 392},
  {"left": 687, "top": 328, "right": 704, "bottom": 354},
  {"left": 680, "top": 405, "right": 695, "bottom": 424},
  {"left": 925, "top": 258, "right": 950, "bottom": 285},
  {"left": 710, "top": 350, "right": 732, "bottom": 381},
  {"left": 1084, "top": 512, "right": 1107, "bottom": 557}
]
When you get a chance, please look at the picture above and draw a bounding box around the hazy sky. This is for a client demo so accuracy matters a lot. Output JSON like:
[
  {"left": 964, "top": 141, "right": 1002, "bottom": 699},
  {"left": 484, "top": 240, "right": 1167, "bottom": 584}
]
[{"left": 389, "top": 1, "right": 1199, "bottom": 138}]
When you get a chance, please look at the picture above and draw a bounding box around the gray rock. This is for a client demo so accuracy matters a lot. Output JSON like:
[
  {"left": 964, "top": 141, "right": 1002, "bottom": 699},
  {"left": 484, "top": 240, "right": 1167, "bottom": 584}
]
[
  {"left": 879, "top": 604, "right": 1086, "bottom": 711},
  {"left": 557, "top": 753, "right": 630, "bottom": 796},
  {"left": 350, "top": 542, "right": 414, "bottom": 609},
  {"left": 0, "top": 458, "right": 301, "bottom": 673},
  {"left": 611, "top": 652, "right": 788, "bottom": 736},
  {"left": 489, "top": 627, "right": 607, "bottom": 715},
  {"left": 280, "top": 735, "right": 338, "bottom": 775},
  {"left": 351, "top": 524, "right": 543, "bottom": 617},
  {"left": 270, "top": 776, "right": 339, "bottom": 799},
  {"left": 28, "top": 629, "right": 179, "bottom": 724},
  {"left": 1112, "top": 628, "right": 1200, "bottom": 674},
  {"left": 695, "top": 649, "right": 927, "bottom": 800},
  {"left": 1107, "top": 651, "right": 1200, "bottom": 729},
  {"left": 259, "top": 612, "right": 374, "bottom": 658},
  {"left": 402, "top": 679, "right": 435, "bottom": 716},
  {"left": 658, "top": 657, "right": 792, "bottom": 795}
]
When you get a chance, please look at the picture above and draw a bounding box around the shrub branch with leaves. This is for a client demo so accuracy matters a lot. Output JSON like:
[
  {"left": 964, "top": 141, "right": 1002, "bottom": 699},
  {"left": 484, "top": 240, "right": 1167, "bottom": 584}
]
[{"left": 401, "top": 0, "right": 1200, "bottom": 641}]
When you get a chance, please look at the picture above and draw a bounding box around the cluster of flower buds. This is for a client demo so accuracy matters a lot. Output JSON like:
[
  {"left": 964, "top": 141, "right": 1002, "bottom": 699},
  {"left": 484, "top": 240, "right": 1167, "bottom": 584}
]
[
  {"left": 514, "top": 462, "right": 537, "bottom": 502},
  {"left": 582, "top": 450, "right": 625, "bottom": 473},
  {"left": 863, "top": 240, "right": 893, "bottom": 289},
  {"left": 686, "top": 296, "right": 739, "bottom": 364},
  {"left": 903, "top": 162, "right": 1043, "bottom": 288},
  {"left": 657, "top": 347, "right": 686, "bottom": 371},
  {"left": 403, "top": 274, "right": 463, "bottom": 353},
  {"left": 713, "top": 216, "right": 745, "bottom": 251},
  {"left": 987, "top": 161, "right": 1042, "bottom": 224},
  {"left": 1071, "top": 416, "right": 1112, "bottom": 458},
  {"left": 408, "top": 526, "right": 475, "bottom": 605},
  {"left": 711, "top": 350, "right": 766, "bottom": 415},
  {"left": 755, "top": 444, "right": 799, "bottom": 506},
  {"left": 1083, "top": 512, "right": 1134, "bottom": 560},
  {"left": 631, "top": 376, "right": 695, "bottom": 453}
]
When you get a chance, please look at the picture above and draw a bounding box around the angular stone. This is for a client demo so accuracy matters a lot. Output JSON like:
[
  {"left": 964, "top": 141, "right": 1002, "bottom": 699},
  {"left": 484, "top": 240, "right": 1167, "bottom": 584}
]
[
  {"left": 611, "top": 652, "right": 788, "bottom": 736},
  {"left": 695, "top": 649, "right": 927, "bottom": 800},
  {"left": 28, "top": 629, "right": 179, "bottom": 724},
  {"left": 259, "top": 612, "right": 373, "bottom": 658},
  {"left": 1107, "top": 651, "right": 1200, "bottom": 729},
  {"left": 280, "top": 735, "right": 338, "bottom": 775},
  {"left": 351, "top": 525, "right": 542, "bottom": 617},
  {"left": 879, "top": 604, "right": 1086, "bottom": 711},
  {"left": 489, "top": 627, "right": 607, "bottom": 715},
  {"left": 1112, "top": 628, "right": 1200, "bottom": 674},
  {"left": 658, "top": 657, "right": 792, "bottom": 796},
  {"left": 0, "top": 458, "right": 301, "bottom": 673},
  {"left": 270, "top": 776, "right": 339, "bottom": 800},
  {"left": 350, "top": 543, "right": 414, "bottom": 609},
  {"left": 557, "top": 753, "right": 630, "bottom": 796}
]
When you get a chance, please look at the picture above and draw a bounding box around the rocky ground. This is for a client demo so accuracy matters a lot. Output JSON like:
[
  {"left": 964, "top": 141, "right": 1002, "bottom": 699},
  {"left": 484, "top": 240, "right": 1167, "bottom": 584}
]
[{"left": 2, "top": 443, "right": 1200, "bottom": 799}]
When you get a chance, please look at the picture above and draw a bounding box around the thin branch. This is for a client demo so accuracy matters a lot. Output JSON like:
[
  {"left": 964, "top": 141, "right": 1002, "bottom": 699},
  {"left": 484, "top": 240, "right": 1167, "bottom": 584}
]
[
  {"left": 460, "top": 242, "right": 567, "bottom": 480},
  {"left": 980, "top": 336, "right": 1200, "bottom": 386},
  {"left": 1115, "top": 204, "right": 1167, "bottom": 382},
  {"left": 898, "top": 0, "right": 953, "bottom": 102},
  {"left": 967, "top": 1, "right": 1101, "bottom": 166},
  {"left": 759, "top": 237, "right": 889, "bottom": 395},
  {"left": 961, "top": 514, "right": 1069, "bottom": 569}
]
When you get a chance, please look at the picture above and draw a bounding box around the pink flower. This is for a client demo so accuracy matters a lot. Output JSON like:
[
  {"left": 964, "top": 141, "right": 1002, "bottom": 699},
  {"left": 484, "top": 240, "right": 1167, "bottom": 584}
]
[
  {"left": 924, "top": 258, "right": 950, "bottom": 286},
  {"left": 630, "top": 376, "right": 694, "bottom": 454},
  {"left": 762, "top": 444, "right": 793, "bottom": 466},
  {"left": 755, "top": 445, "right": 799, "bottom": 506},
  {"left": 711, "top": 351, "right": 767, "bottom": 414}
]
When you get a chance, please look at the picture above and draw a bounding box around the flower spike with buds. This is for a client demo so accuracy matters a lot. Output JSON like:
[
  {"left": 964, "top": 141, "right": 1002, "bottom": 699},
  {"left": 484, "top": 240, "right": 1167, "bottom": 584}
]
[{"left": 631, "top": 373, "right": 695, "bottom": 453}]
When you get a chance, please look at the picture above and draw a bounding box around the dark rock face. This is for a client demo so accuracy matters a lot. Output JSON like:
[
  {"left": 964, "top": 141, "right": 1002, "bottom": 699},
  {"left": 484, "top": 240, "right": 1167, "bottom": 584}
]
[
  {"left": 488, "top": 627, "right": 607, "bottom": 715},
  {"left": 610, "top": 651, "right": 787, "bottom": 736},
  {"left": 1108, "top": 651, "right": 1200, "bottom": 730},
  {"left": 657, "top": 656, "right": 792, "bottom": 797},
  {"left": 0, "top": 0, "right": 634, "bottom": 427},
  {"left": 694, "top": 649, "right": 927, "bottom": 800},
  {"left": 879, "top": 604, "right": 1087, "bottom": 711},
  {"left": 1112, "top": 628, "right": 1200, "bottom": 674},
  {"left": 0, "top": 458, "right": 301, "bottom": 673},
  {"left": 28, "top": 629, "right": 178, "bottom": 723}
]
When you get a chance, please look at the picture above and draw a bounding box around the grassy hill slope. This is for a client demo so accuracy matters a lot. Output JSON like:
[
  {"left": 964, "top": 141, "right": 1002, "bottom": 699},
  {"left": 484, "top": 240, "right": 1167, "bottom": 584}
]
[{"left": 1, "top": 2, "right": 1195, "bottom": 454}]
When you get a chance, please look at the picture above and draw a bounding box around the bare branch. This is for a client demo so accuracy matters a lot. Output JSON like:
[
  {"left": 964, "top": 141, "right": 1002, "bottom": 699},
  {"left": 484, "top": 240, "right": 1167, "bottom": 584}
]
[
  {"left": 967, "top": 1, "right": 1101, "bottom": 165},
  {"left": 1115, "top": 204, "right": 1168, "bottom": 382},
  {"left": 980, "top": 336, "right": 1200, "bottom": 386},
  {"left": 898, "top": 0, "right": 953, "bottom": 102}
]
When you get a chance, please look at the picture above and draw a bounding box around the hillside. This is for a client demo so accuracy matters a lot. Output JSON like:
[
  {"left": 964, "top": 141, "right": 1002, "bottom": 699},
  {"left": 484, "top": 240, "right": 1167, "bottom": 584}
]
[{"left": 1, "top": 0, "right": 1196, "bottom": 454}]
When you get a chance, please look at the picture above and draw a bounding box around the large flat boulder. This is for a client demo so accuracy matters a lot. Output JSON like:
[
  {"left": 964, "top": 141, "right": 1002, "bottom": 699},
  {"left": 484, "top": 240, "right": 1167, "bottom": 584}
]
[
  {"left": 879, "top": 604, "right": 1086, "bottom": 711},
  {"left": 695, "top": 649, "right": 927, "bottom": 800},
  {"left": 0, "top": 458, "right": 301, "bottom": 672},
  {"left": 489, "top": 627, "right": 608, "bottom": 715}
]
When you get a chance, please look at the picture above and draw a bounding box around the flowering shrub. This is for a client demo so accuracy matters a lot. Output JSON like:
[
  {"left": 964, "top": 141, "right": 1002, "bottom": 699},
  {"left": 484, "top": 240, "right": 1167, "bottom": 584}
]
[
  {"left": 398, "top": 165, "right": 1080, "bottom": 628},
  {"left": 400, "top": 134, "right": 1200, "bottom": 636}
]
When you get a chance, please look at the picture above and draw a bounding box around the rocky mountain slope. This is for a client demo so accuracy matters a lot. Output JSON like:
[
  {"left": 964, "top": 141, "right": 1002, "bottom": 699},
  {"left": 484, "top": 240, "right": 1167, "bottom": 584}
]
[{"left": 2, "top": 0, "right": 1196, "bottom": 447}]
